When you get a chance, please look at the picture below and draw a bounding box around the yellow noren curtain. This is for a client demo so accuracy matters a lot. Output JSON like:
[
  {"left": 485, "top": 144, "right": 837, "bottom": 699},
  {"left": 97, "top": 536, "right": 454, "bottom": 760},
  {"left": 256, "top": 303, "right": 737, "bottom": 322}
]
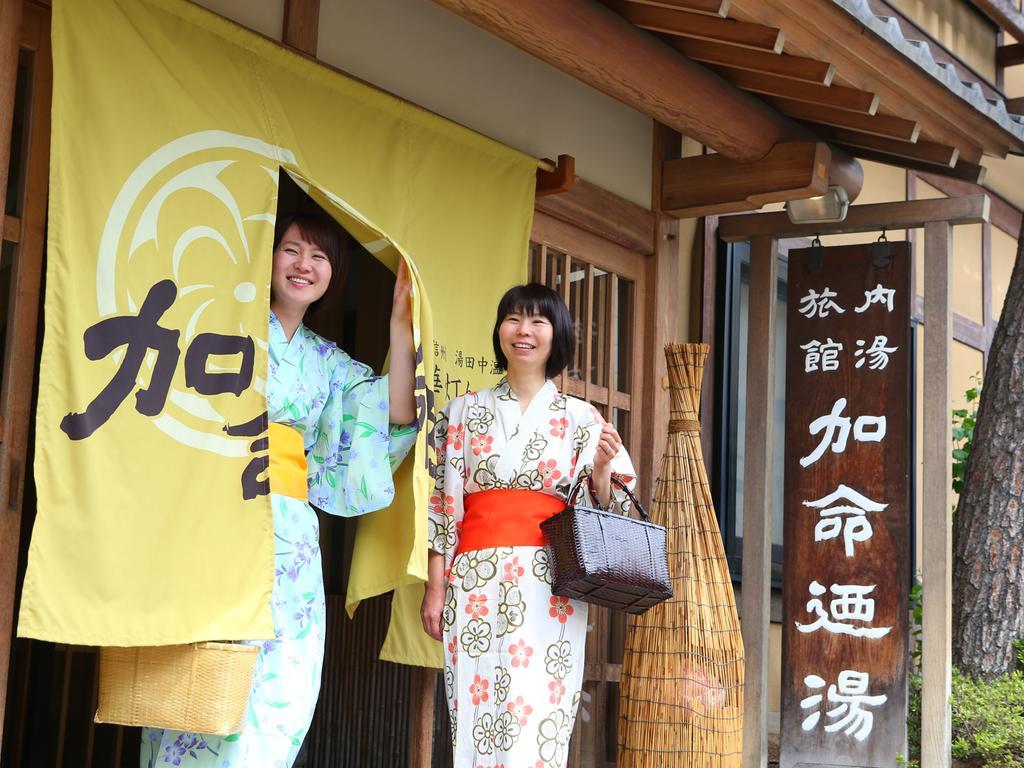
[{"left": 18, "top": 0, "right": 533, "bottom": 668}]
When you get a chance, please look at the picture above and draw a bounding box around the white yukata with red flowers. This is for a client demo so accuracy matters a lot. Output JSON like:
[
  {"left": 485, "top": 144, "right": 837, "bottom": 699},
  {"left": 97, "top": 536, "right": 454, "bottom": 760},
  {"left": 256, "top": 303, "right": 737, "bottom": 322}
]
[{"left": 428, "top": 378, "right": 635, "bottom": 768}]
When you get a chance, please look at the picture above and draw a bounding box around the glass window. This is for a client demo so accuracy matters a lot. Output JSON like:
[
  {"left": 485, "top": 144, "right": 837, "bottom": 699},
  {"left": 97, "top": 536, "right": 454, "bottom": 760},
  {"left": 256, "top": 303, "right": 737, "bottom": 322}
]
[{"left": 715, "top": 241, "right": 787, "bottom": 583}]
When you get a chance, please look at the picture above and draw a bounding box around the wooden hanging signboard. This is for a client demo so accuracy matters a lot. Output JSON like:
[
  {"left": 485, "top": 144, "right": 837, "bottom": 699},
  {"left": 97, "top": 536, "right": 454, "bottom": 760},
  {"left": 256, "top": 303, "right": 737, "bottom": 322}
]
[{"left": 780, "top": 241, "right": 911, "bottom": 768}]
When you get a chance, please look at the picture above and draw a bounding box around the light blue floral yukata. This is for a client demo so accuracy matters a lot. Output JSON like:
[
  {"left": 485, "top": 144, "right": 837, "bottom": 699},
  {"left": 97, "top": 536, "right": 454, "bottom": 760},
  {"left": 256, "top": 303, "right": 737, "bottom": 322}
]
[{"left": 142, "top": 312, "right": 416, "bottom": 768}]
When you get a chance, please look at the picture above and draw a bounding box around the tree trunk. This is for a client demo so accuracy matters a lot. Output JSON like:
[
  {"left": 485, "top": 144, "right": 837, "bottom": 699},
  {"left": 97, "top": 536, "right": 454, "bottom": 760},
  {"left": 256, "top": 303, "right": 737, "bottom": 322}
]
[{"left": 952, "top": 226, "right": 1024, "bottom": 679}]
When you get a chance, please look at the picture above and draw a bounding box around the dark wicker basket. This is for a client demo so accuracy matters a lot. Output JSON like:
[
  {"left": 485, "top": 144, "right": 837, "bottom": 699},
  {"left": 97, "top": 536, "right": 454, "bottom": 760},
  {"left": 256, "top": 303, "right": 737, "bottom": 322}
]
[{"left": 540, "top": 476, "right": 672, "bottom": 615}]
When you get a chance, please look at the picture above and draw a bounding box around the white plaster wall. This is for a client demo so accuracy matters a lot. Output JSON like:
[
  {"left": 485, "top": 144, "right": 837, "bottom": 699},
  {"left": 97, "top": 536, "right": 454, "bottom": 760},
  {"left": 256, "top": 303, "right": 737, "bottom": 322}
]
[
  {"left": 190, "top": 0, "right": 284, "bottom": 41},
  {"left": 314, "top": 0, "right": 653, "bottom": 209}
]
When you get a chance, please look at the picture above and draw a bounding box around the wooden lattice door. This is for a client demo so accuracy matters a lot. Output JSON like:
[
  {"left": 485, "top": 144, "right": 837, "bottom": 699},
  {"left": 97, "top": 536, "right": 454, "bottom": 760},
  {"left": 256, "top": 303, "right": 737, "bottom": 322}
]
[{"left": 529, "top": 211, "right": 647, "bottom": 768}]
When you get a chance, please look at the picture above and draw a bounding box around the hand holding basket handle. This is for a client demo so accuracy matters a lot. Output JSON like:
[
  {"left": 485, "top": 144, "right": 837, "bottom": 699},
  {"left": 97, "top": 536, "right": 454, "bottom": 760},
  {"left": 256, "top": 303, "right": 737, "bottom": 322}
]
[
  {"left": 541, "top": 475, "right": 673, "bottom": 615},
  {"left": 565, "top": 473, "right": 649, "bottom": 520}
]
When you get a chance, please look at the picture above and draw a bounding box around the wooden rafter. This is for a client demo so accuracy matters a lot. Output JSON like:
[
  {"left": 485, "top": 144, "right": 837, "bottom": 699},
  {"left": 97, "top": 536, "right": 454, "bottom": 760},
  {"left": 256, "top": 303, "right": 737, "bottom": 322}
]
[
  {"left": 769, "top": 96, "right": 920, "bottom": 141},
  {"left": 669, "top": 37, "right": 833, "bottom": 83},
  {"left": 627, "top": 0, "right": 730, "bottom": 16},
  {"left": 608, "top": 0, "right": 783, "bottom": 52},
  {"left": 730, "top": 0, "right": 1023, "bottom": 158},
  {"left": 708, "top": 65, "right": 878, "bottom": 114},
  {"left": 842, "top": 146, "right": 986, "bottom": 184},
  {"left": 660, "top": 140, "right": 830, "bottom": 217},
  {"left": 997, "top": 42, "right": 1024, "bottom": 68},
  {"left": 813, "top": 126, "right": 957, "bottom": 166}
]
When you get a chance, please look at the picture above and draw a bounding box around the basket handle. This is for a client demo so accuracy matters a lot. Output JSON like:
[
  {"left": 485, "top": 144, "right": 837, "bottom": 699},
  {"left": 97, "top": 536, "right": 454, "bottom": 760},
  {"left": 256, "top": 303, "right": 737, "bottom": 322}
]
[{"left": 565, "top": 474, "right": 650, "bottom": 522}]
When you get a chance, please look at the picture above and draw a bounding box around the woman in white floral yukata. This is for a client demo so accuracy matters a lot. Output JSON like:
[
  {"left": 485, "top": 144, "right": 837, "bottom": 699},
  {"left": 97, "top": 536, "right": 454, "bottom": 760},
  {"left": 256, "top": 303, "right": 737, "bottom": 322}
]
[
  {"left": 142, "top": 212, "right": 418, "bottom": 768},
  {"left": 421, "top": 283, "right": 636, "bottom": 768}
]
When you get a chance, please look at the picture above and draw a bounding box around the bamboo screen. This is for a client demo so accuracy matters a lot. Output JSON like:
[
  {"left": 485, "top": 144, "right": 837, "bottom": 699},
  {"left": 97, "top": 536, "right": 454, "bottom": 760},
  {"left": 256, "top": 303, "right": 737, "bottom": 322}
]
[{"left": 618, "top": 344, "right": 745, "bottom": 766}]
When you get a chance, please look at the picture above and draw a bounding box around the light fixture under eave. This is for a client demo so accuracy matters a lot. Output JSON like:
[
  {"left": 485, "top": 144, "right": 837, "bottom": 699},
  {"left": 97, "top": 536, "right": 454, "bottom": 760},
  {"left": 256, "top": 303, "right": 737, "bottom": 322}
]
[{"left": 785, "top": 185, "right": 850, "bottom": 224}]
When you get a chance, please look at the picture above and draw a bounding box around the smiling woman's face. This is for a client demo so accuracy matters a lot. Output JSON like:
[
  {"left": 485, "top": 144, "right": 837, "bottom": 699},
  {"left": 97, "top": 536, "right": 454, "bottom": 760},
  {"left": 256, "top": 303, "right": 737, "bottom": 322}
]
[
  {"left": 270, "top": 223, "right": 332, "bottom": 316},
  {"left": 498, "top": 309, "right": 554, "bottom": 375}
]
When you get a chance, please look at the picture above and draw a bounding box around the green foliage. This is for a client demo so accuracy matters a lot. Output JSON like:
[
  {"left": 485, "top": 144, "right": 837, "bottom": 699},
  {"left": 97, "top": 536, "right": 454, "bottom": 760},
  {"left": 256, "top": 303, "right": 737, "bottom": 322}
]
[
  {"left": 908, "top": 576, "right": 923, "bottom": 667},
  {"left": 952, "top": 378, "right": 981, "bottom": 498},
  {"left": 905, "top": 669, "right": 1024, "bottom": 767}
]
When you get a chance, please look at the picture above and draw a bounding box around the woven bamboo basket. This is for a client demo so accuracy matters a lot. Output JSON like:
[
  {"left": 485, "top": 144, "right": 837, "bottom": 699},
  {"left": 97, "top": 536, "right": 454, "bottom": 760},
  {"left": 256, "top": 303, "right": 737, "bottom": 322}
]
[
  {"left": 95, "top": 642, "right": 257, "bottom": 735},
  {"left": 618, "top": 343, "right": 745, "bottom": 767}
]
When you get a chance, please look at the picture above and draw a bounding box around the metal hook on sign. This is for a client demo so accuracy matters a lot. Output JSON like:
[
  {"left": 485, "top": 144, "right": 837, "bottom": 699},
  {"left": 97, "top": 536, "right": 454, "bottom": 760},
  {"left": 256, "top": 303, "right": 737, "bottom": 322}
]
[
  {"left": 872, "top": 228, "right": 892, "bottom": 268},
  {"left": 808, "top": 234, "right": 824, "bottom": 273}
]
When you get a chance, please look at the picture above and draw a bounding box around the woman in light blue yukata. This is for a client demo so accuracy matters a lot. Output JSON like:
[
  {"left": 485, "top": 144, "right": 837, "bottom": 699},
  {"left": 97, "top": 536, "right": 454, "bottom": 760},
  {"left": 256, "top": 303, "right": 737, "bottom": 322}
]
[{"left": 142, "top": 212, "right": 418, "bottom": 768}]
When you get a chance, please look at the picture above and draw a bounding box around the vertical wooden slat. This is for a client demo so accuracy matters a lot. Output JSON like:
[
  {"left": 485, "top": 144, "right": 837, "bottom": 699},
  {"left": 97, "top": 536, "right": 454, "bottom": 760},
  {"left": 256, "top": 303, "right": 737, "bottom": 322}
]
[
  {"left": 55, "top": 648, "right": 72, "bottom": 766},
  {"left": 539, "top": 243, "right": 548, "bottom": 285},
  {"left": 700, "top": 214, "right": 719, "bottom": 466},
  {"left": 562, "top": 249, "right": 571, "bottom": 392},
  {"left": 607, "top": 273, "right": 618, "bottom": 436},
  {"left": 921, "top": 220, "right": 952, "bottom": 768},
  {"left": 584, "top": 262, "right": 593, "bottom": 402},
  {"left": 282, "top": 0, "right": 321, "bottom": 55},
  {"left": 740, "top": 235, "right": 778, "bottom": 768},
  {"left": 407, "top": 668, "right": 436, "bottom": 768},
  {"left": 982, "top": 221, "right": 993, "bottom": 354}
]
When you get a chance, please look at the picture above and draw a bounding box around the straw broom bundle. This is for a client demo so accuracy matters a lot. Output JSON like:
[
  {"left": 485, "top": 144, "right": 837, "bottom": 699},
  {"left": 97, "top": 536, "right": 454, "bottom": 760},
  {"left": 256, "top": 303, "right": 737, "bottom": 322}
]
[{"left": 618, "top": 343, "right": 744, "bottom": 767}]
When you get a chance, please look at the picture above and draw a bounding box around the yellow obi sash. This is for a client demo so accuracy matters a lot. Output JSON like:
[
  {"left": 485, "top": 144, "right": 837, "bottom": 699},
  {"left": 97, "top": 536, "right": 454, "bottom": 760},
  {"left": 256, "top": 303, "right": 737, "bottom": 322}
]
[{"left": 268, "top": 423, "right": 308, "bottom": 500}]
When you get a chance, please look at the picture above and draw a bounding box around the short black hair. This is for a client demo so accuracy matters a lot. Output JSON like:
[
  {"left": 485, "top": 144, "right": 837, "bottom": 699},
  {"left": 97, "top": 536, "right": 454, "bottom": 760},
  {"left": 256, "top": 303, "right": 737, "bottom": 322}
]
[
  {"left": 273, "top": 211, "right": 350, "bottom": 316},
  {"left": 492, "top": 283, "right": 575, "bottom": 379}
]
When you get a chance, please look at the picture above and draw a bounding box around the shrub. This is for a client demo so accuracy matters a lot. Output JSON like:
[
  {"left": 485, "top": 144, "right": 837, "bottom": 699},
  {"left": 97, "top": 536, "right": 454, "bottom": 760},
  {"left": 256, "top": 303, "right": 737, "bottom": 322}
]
[{"left": 904, "top": 669, "right": 1024, "bottom": 767}]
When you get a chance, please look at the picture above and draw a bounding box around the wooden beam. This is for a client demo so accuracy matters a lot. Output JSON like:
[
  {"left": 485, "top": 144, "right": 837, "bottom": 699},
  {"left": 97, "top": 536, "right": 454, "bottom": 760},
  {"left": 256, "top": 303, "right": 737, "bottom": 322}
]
[
  {"left": 661, "top": 141, "right": 830, "bottom": 217},
  {"left": 608, "top": 0, "right": 784, "bottom": 52},
  {"left": 740, "top": 235, "right": 778, "bottom": 768},
  {"left": 628, "top": 0, "right": 730, "bottom": 16},
  {"left": 431, "top": 0, "right": 806, "bottom": 162},
  {"left": 719, "top": 193, "right": 989, "bottom": 241},
  {"left": 769, "top": 97, "right": 920, "bottom": 141},
  {"left": 535, "top": 176, "right": 656, "bottom": 255},
  {"left": 1005, "top": 96, "right": 1024, "bottom": 115},
  {"left": 840, "top": 146, "right": 986, "bottom": 185},
  {"left": 915, "top": 170, "right": 1023, "bottom": 237},
  {"left": 997, "top": 42, "right": 1024, "bottom": 68},
  {"left": 282, "top": 0, "right": 320, "bottom": 56},
  {"left": 535, "top": 154, "right": 576, "bottom": 197},
  {"left": 813, "top": 126, "right": 958, "bottom": 166},
  {"left": 921, "top": 220, "right": 953, "bottom": 768},
  {"left": 973, "top": 0, "right": 1024, "bottom": 46},
  {"left": 708, "top": 64, "right": 879, "bottom": 114},
  {"left": 670, "top": 36, "right": 834, "bottom": 84}
]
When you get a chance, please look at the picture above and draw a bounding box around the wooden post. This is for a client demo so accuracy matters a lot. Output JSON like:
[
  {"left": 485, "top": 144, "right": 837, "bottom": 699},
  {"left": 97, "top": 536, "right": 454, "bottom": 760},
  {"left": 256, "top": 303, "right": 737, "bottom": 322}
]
[
  {"left": 282, "top": 0, "right": 320, "bottom": 56},
  {"left": 921, "top": 221, "right": 952, "bottom": 768},
  {"left": 740, "top": 235, "right": 778, "bottom": 768},
  {"left": 0, "top": 0, "right": 24, "bottom": 751},
  {"left": 0, "top": 0, "right": 22, "bottom": 224}
]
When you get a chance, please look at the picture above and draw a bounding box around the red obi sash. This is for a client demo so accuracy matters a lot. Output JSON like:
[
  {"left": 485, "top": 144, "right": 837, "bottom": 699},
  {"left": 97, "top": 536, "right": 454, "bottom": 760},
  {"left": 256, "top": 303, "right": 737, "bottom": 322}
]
[{"left": 455, "top": 489, "right": 565, "bottom": 555}]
